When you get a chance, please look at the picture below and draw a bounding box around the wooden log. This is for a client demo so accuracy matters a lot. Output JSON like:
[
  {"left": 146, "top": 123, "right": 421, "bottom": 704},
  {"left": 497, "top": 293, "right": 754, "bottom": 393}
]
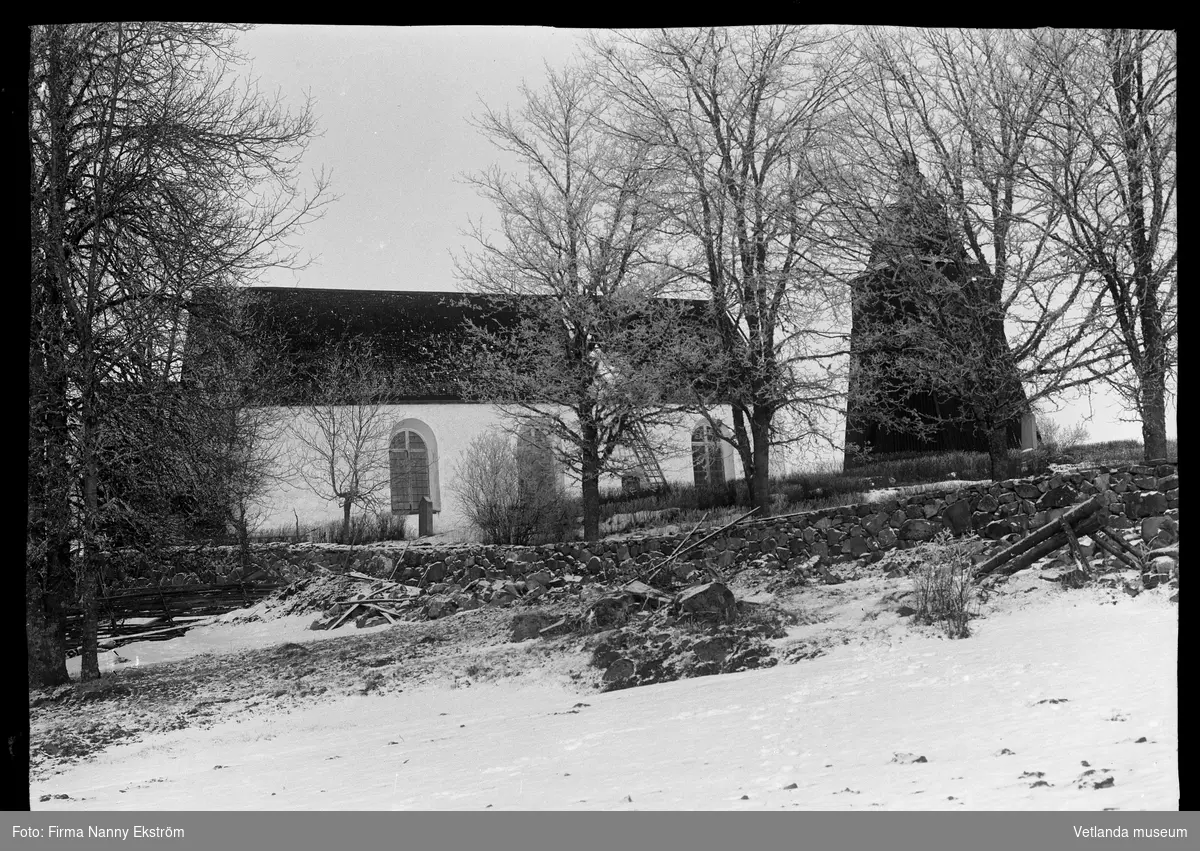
[
  {"left": 656, "top": 507, "right": 761, "bottom": 568},
  {"left": 974, "top": 495, "right": 1106, "bottom": 576},
  {"left": 977, "top": 514, "right": 1104, "bottom": 578},
  {"left": 96, "top": 615, "right": 221, "bottom": 648},
  {"left": 328, "top": 582, "right": 398, "bottom": 629},
  {"left": 388, "top": 542, "right": 412, "bottom": 582},
  {"left": 364, "top": 603, "right": 400, "bottom": 625},
  {"left": 644, "top": 512, "right": 711, "bottom": 584},
  {"left": 1095, "top": 527, "right": 1145, "bottom": 566},
  {"left": 1059, "top": 517, "right": 1092, "bottom": 573},
  {"left": 329, "top": 598, "right": 420, "bottom": 605},
  {"left": 329, "top": 595, "right": 369, "bottom": 630},
  {"left": 1089, "top": 531, "right": 1142, "bottom": 571}
]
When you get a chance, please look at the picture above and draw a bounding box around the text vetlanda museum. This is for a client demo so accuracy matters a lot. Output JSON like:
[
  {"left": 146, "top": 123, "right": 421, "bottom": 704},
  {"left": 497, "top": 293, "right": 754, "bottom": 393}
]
[
  {"left": 1074, "top": 826, "right": 1187, "bottom": 838},
  {"left": 14, "top": 825, "right": 185, "bottom": 839}
]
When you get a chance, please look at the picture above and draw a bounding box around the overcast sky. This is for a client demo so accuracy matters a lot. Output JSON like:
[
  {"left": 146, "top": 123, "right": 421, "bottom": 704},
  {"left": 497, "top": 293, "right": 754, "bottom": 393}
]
[
  {"left": 235, "top": 25, "right": 587, "bottom": 293},
  {"left": 232, "top": 25, "right": 1174, "bottom": 445}
]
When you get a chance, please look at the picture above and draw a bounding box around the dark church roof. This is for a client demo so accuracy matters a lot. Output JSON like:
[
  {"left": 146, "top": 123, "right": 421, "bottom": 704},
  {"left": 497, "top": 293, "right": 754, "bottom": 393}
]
[
  {"left": 245, "top": 287, "right": 717, "bottom": 403},
  {"left": 245, "top": 288, "right": 527, "bottom": 402}
]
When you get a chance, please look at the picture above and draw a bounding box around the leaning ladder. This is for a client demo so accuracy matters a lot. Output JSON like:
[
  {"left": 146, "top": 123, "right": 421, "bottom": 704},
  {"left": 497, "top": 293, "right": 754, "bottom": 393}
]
[{"left": 626, "top": 423, "right": 668, "bottom": 492}]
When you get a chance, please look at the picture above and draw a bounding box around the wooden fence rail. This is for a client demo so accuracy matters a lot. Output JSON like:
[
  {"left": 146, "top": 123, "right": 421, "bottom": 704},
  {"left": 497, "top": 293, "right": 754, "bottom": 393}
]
[{"left": 62, "top": 581, "right": 284, "bottom": 654}]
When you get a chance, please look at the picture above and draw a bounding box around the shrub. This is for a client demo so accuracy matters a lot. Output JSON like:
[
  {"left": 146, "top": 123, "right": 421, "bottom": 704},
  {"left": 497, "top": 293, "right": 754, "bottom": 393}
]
[
  {"left": 1036, "top": 414, "right": 1091, "bottom": 454},
  {"left": 452, "top": 430, "right": 573, "bottom": 544},
  {"left": 911, "top": 534, "right": 979, "bottom": 639},
  {"left": 314, "top": 511, "right": 406, "bottom": 545},
  {"left": 254, "top": 510, "right": 406, "bottom": 545}
]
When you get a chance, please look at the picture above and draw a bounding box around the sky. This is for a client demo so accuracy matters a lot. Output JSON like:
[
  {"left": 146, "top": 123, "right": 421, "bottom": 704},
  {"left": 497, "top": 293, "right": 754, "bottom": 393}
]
[
  {"left": 235, "top": 25, "right": 588, "bottom": 293},
  {"left": 230, "top": 25, "right": 1175, "bottom": 446}
]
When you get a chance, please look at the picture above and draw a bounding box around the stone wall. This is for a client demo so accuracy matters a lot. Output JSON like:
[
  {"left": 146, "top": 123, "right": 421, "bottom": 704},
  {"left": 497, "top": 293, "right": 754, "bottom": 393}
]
[{"left": 126, "top": 462, "right": 1178, "bottom": 594}]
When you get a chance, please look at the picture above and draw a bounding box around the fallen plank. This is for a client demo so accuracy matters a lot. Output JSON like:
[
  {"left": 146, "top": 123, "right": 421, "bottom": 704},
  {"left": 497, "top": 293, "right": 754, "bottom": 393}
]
[
  {"left": 96, "top": 616, "right": 220, "bottom": 648},
  {"left": 1094, "top": 527, "right": 1145, "bottom": 565},
  {"left": 977, "top": 514, "right": 1104, "bottom": 578},
  {"left": 654, "top": 507, "right": 761, "bottom": 570},
  {"left": 643, "top": 512, "right": 711, "bottom": 584},
  {"left": 328, "top": 583, "right": 399, "bottom": 629},
  {"left": 975, "top": 495, "right": 1105, "bottom": 576},
  {"left": 363, "top": 603, "right": 400, "bottom": 625},
  {"left": 1090, "top": 530, "right": 1143, "bottom": 571},
  {"left": 1059, "top": 517, "right": 1092, "bottom": 573},
  {"left": 329, "top": 597, "right": 421, "bottom": 605},
  {"left": 620, "top": 580, "right": 674, "bottom": 606}
]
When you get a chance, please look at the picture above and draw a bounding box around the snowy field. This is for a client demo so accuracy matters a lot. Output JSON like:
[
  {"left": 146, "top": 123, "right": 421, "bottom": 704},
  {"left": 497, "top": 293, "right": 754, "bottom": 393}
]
[{"left": 34, "top": 573, "right": 1177, "bottom": 811}]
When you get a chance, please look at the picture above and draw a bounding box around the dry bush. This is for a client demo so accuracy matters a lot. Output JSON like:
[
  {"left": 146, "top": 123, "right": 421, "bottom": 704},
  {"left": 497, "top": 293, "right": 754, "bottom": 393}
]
[
  {"left": 911, "top": 534, "right": 979, "bottom": 638},
  {"left": 1036, "top": 413, "right": 1091, "bottom": 454},
  {"left": 452, "top": 430, "right": 574, "bottom": 544}
]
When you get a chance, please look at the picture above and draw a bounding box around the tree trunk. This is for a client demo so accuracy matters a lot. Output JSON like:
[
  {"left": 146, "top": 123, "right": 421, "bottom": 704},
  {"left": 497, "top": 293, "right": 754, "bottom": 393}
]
[
  {"left": 1139, "top": 310, "right": 1170, "bottom": 461},
  {"left": 1140, "top": 377, "right": 1168, "bottom": 462},
  {"left": 26, "top": 554, "right": 71, "bottom": 688},
  {"left": 581, "top": 422, "right": 602, "bottom": 542},
  {"left": 987, "top": 422, "right": 1009, "bottom": 481},
  {"left": 78, "top": 448, "right": 103, "bottom": 682},
  {"left": 730, "top": 407, "right": 756, "bottom": 508},
  {"left": 750, "top": 408, "right": 773, "bottom": 516},
  {"left": 77, "top": 394, "right": 103, "bottom": 681},
  {"left": 236, "top": 511, "right": 251, "bottom": 572},
  {"left": 27, "top": 338, "right": 72, "bottom": 687},
  {"left": 341, "top": 499, "right": 352, "bottom": 545},
  {"left": 77, "top": 569, "right": 101, "bottom": 681}
]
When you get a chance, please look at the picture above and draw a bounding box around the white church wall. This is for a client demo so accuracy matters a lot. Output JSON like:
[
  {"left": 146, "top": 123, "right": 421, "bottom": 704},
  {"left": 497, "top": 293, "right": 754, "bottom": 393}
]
[{"left": 252, "top": 404, "right": 744, "bottom": 541}]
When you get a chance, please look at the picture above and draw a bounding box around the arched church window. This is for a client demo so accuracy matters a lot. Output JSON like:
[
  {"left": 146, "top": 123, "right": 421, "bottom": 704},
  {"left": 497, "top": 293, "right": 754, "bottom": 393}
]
[
  {"left": 390, "top": 429, "right": 432, "bottom": 514},
  {"left": 691, "top": 423, "right": 725, "bottom": 488}
]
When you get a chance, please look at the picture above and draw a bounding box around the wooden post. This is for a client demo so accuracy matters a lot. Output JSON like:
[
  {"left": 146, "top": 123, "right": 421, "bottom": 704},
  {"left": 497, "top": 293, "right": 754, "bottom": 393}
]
[
  {"left": 418, "top": 496, "right": 434, "bottom": 538},
  {"left": 1059, "top": 517, "right": 1092, "bottom": 574}
]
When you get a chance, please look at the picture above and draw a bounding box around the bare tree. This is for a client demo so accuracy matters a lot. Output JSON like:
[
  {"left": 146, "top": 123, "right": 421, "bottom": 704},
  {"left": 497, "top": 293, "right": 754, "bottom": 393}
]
[
  {"left": 592, "top": 27, "right": 859, "bottom": 514},
  {"left": 835, "top": 27, "right": 1122, "bottom": 479},
  {"left": 28, "top": 23, "right": 328, "bottom": 685},
  {"left": 456, "top": 65, "right": 684, "bottom": 542},
  {"left": 451, "top": 429, "right": 569, "bottom": 544},
  {"left": 287, "top": 341, "right": 396, "bottom": 544},
  {"left": 1029, "top": 28, "right": 1176, "bottom": 460},
  {"left": 182, "top": 292, "right": 292, "bottom": 565}
]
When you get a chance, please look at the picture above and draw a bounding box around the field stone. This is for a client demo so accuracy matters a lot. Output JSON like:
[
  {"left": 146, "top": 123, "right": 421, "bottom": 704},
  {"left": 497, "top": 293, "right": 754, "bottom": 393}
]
[
  {"left": 984, "top": 520, "right": 1013, "bottom": 540},
  {"left": 602, "top": 658, "right": 636, "bottom": 684},
  {"left": 588, "top": 593, "right": 633, "bottom": 628},
  {"left": 864, "top": 512, "right": 890, "bottom": 536},
  {"left": 941, "top": 500, "right": 971, "bottom": 535},
  {"left": 509, "top": 611, "right": 561, "bottom": 641},
  {"left": 1125, "top": 491, "right": 1168, "bottom": 519},
  {"left": 976, "top": 494, "right": 999, "bottom": 513},
  {"left": 1140, "top": 516, "right": 1178, "bottom": 547},
  {"left": 691, "top": 635, "right": 734, "bottom": 664},
  {"left": 677, "top": 582, "right": 737, "bottom": 622},
  {"left": 898, "top": 519, "right": 937, "bottom": 542},
  {"left": 1037, "top": 485, "right": 1078, "bottom": 509}
]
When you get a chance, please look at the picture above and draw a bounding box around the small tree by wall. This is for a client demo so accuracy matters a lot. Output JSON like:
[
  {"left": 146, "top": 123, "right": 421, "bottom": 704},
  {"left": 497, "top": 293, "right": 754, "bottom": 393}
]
[{"left": 287, "top": 341, "right": 396, "bottom": 543}]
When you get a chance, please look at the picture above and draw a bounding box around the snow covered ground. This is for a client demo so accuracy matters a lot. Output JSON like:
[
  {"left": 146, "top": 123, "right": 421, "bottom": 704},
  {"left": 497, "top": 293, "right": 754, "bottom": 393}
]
[{"left": 35, "top": 574, "right": 1177, "bottom": 811}]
